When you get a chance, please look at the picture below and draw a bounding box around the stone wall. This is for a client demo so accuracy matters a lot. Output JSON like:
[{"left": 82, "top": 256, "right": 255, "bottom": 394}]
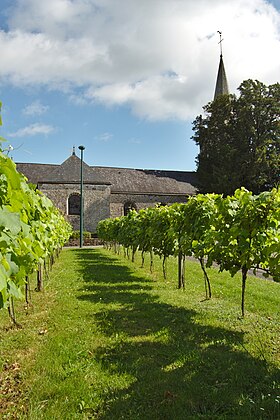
[
  {"left": 38, "top": 183, "right": 189, "bottom": 232},
  {"left": 110, "top": 192, "right": 188, "bottom": 218},
  {"left": 39, "top": 183, "right": 111, "bottom": 232}
]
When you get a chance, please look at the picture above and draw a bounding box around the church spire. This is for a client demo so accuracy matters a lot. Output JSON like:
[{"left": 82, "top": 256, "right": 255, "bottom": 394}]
[{"left": 214, "top": 31, "right": 229, "bottom": 100}]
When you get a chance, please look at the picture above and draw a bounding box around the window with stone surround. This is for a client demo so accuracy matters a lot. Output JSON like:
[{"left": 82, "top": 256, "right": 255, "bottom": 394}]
[{"left": 68, "top": 193, "right": 81, "bottom": 215}]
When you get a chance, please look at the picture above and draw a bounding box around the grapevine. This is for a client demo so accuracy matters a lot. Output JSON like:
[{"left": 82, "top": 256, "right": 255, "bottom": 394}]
[
  {"left": 98, "top": 188, "right": 280, "bottom": 316},
  {"left": 0, "top": 106, "right": 72, "bottom": 322}
]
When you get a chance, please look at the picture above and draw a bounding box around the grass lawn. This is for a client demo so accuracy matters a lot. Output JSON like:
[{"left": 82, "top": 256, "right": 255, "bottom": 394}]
[{"left": 0, "top": 247, "right": 279, "bottom": 419}]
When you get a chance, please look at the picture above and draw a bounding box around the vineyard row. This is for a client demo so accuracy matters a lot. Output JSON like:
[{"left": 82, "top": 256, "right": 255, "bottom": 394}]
[
  {"left": 0, "top": 149, "right": 72, "bottom": 323},
  {"left": 97, "top": 187, "right": 280, "bottom": 316}
]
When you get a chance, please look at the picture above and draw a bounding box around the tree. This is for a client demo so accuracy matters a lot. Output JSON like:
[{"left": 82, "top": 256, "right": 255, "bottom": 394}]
[{"left": 192, "top": 79, "right": 280, "bottom": 195}]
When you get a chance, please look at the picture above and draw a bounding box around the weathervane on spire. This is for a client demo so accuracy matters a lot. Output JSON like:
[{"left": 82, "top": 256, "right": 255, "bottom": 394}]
[{"left": 217, "top": 30, "right": 224, "bottom": 57}]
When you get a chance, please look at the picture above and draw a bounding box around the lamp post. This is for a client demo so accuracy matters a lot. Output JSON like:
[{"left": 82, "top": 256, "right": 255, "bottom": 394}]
[{"left": 78, "top": 145, "right": 85, "bottom": 248}]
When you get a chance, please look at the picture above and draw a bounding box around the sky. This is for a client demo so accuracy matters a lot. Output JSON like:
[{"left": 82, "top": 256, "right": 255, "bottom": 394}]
[{"left": 0, "top": 0, "right": 279, "bottom": 171}]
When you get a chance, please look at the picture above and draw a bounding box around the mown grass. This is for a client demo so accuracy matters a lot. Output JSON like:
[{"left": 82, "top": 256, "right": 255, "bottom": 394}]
[{"left": 0, "top": 247, "right": 279, "bottom": 419}]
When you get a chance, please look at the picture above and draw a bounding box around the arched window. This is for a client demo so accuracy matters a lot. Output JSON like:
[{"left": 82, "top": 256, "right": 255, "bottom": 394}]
[
  {"left": 124, "top": 201, "right": 137, "bottom": 216},
  {"left": 68, "top": 193, "right": 81, "bottom": 215}
]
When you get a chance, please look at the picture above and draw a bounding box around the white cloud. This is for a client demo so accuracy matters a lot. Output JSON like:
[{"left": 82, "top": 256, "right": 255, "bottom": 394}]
[
  {"left": 128, "top": 137, "right": 141, "bottom": 144},
  {"left": 23, "top": 100, "right": 49, "bottom": 116},
  {"left": 95, "top": 132, "right": 113, "bottom": 142},
  {"left": 88, "top": 74, "right": 207, "bottom": 120},
  {"left": 0, "top": 0, "right": 279, "bottom": 121},
  {"left": 9, "top": 123, "right": 55, "bottom": 137}
]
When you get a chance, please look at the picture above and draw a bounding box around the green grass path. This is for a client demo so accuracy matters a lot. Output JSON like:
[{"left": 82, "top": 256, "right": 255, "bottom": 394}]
[{"left": 0, "top": 248, "right": 280, "bottom": 419}]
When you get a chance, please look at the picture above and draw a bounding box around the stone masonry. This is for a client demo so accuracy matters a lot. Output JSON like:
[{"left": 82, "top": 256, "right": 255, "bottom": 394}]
[{"left": 17, "top": 153, "right": 197, "bottom": 233}]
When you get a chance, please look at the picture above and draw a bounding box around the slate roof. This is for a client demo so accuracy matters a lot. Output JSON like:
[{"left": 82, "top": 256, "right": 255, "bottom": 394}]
[
  {"left": 16, "top": 154, "right": 198, "bottom": 195},
  {"left": 16, "top": 154, "right": 108, "bottom": 185},
  {"left": 93, "top": 166, "right": 197, "bottom": 195}
]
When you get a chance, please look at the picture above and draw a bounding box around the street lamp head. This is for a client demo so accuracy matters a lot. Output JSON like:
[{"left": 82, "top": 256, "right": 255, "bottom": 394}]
[{"left": 78, "top": 145, "right": 85, "bottom": 151}]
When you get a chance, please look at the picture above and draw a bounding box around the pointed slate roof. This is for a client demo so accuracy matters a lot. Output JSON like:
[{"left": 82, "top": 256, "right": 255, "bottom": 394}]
[
  {"left": 214, "top": 54, "right": 229, "bottom": 99},
  {"left": 58, "top": 154, "right": 96, "bottom": 183},
  {"left": 16, "top": 155, "right": 110, "bottom": 185}
]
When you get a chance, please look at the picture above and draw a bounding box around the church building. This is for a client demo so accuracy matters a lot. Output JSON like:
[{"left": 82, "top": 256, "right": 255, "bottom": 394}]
[
  {"left": 16, "top": 45, "right": 229, "bottom": 233},
  {"left": 17, "top": 154, "right": 198, "bottom": 232}
]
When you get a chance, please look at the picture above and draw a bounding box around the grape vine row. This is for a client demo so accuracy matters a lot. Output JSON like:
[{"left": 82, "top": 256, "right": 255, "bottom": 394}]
[
  {"left": 0, "top": 146, "right": 72, "bottom": 319},
  {"left": 97, "top": 188, "right": 280, "bottom": 316}
]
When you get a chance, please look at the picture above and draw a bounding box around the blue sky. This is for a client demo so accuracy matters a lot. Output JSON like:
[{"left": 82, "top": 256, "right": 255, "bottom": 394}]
[{"left": 0, "top": 0, "right": 279, "bottom": 171}]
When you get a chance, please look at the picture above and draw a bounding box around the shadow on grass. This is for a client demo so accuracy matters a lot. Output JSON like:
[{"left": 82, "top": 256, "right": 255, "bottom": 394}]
[{"left": 74, "top": 248, "right": 280, "bottom": 419}]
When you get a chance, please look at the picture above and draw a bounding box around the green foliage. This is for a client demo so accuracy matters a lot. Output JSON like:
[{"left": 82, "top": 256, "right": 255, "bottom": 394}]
[
  {"left": 208, "top": 188, "right": 280, "bottom": 315},
  {"left": 193, "top": 79, "right": 280, "bottom": 195},
  {"left": 70, "top": 230, "right": 91, "bottom": 240},
  {"left": 209, "top": 188, "right": 280, "bottom": 276},
  {"left": 0, "top": 147, "right": 72, "bottom": 310},
  {"left": 97, "top": 188, "right": 280, "bottom": 315}
]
